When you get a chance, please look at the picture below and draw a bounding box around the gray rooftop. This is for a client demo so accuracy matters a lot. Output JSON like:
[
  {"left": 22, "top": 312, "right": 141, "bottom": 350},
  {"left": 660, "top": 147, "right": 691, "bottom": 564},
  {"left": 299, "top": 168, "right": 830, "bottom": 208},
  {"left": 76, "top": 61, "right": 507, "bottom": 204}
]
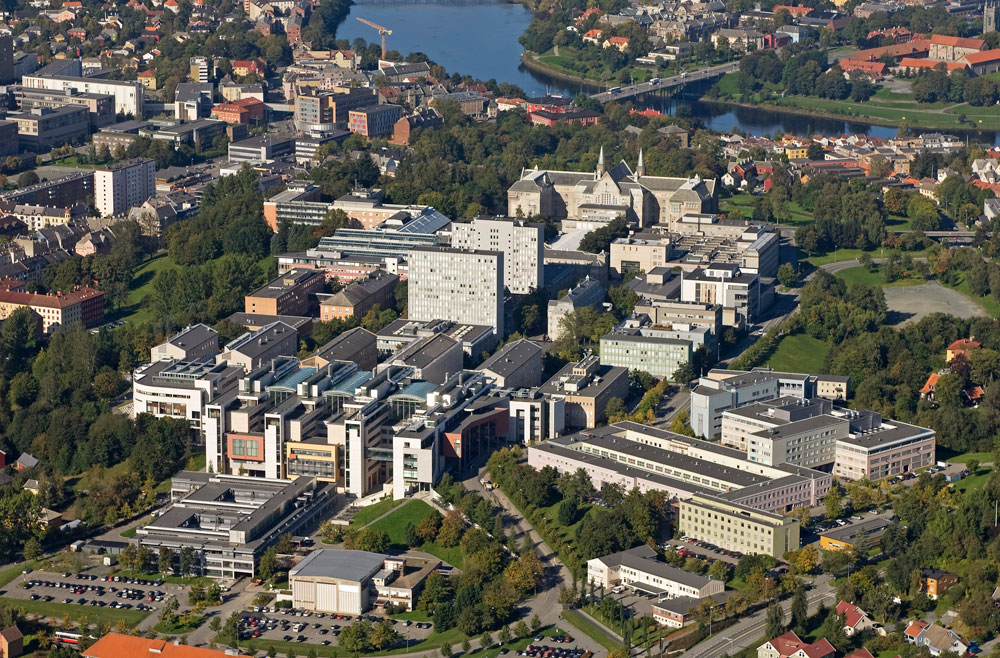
[
  {"left": 595, "top": 545, "right": 718, "bottom": 590},
  {"left": 477, "top": 339, "right": 543, "bottom": 378}
]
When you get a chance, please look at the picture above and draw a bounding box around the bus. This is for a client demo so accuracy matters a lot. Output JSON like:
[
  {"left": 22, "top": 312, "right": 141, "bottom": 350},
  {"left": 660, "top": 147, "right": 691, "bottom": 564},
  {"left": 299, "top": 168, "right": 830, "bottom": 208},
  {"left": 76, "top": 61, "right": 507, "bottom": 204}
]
[{"left": 54, "top": 631, "right": 84, "bottom": 645}]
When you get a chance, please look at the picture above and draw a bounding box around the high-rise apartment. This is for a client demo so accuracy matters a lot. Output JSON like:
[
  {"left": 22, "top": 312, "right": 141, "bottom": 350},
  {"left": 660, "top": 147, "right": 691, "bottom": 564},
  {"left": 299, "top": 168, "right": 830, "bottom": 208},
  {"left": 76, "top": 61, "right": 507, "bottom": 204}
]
[
  {"left": 94, "top": 158, "right": 154, "bottom": 217},
  {"left": 450, "top": 216, "right": 543, "bottom": 294},
  {"left": 408, "top": 246, "right": 505, "bottom": 336}
]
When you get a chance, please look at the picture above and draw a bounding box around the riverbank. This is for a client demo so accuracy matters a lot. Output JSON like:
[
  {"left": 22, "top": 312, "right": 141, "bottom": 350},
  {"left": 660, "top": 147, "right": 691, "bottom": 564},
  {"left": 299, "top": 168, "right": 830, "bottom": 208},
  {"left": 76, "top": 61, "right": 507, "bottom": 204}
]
[
  {"left": 519, "top": 51, "right": 612, "bottom": 89},
  {"left": 706, "top": 79, "right": 1000, "bottom": 132}
]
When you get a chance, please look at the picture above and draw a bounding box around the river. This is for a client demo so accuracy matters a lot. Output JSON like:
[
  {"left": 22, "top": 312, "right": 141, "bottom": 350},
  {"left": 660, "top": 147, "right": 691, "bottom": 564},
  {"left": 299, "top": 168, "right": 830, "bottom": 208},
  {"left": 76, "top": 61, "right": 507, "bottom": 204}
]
[{"left": 336, "top": 0, "right": 999, "bottom": 143}]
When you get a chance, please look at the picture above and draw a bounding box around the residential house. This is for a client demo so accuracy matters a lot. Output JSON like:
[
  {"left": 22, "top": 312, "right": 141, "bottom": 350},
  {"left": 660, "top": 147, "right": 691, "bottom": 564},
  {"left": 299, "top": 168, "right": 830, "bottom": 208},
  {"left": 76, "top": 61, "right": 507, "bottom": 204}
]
[
  {"left": 0, "top": 625, "right": 22, "bottom": 658},
  {"left": 920, "top": 569, "right": 958, "bottom": 600},
  {"left": 756, "top": 631, "right": 835, "bottom": 658},
  {"left": 903, "top": 620, "right": 969, "bottom": 656},
  {"left": 835, "top": 600, "right": 883, "bottom": 636}
]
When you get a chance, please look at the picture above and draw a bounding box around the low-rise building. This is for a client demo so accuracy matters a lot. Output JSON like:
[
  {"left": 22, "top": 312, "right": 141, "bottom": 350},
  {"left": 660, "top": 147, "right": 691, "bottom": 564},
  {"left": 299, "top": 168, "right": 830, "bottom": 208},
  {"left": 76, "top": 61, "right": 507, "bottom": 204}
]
[
  {"left": 10, "top": 105, "right": 90, "bottom": 150},
  {"left": 134, "top": 472, "right": 335, "bottom": 578},
  {"left": 0, "top": 286, "right": 103, "bottom": 333},
  {"left": 228, "top": 134, "right": 295, "bottom": 162},
  {"left": 835, "top": 601, "right": 882, "bottom": 637},
  {"left": 217, "top": 322, "right": 298, "bottom": 371},
  {"left": 84, "top": 633, "right": 243, "bottom": 658},
  {"left": 477, "top": 339, "right": 544, "bottom": 389},
  {"left": 586, "top": 544, "right": 724, "bottom": 600},
  {"left": 903, "top": 620, "right": 969, "bottom": 655},
  {"left": 819, "top": 516, "right": 892, "bottom": 552},
  {"left": 348, "top": 104, "right": 403, "bottom": 138},
  {"left": 548, "top": 277, "right": 605, "bottom": 340},
  {"left": 920, "top": 569, "right": 959, "bottom": 600},
  {"left": 318, "top": 271, "right": 398, "bottom": 321},
  {"left": 150, "top": 324, "right": 219, "bottom": 362},
  {"left": 757, "top": 632, "right": 835, "bottom": 658},
  {"left": 245, "top": 268, "right": 325, "bottom": 316}
]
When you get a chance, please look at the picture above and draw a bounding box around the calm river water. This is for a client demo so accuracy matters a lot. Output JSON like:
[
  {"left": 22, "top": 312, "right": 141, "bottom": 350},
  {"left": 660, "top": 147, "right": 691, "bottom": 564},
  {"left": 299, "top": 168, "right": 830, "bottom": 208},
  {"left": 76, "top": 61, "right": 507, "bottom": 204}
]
[{"left": 336, "top": 0, "right": 999, "bottom": 143}]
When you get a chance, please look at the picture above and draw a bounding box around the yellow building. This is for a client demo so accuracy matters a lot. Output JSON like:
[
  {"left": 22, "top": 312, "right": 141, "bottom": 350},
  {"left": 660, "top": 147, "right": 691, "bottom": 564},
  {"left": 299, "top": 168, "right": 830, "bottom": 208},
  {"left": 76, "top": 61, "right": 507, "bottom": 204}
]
[
  {"left": 785, "top": 146, "right": 809, "bottom": 159},
  {"left": 678, "top": 493, "right": 800, "bottom": 558},
  {"left": 137, "top": 70, "right": 157, "bottom": 90}
]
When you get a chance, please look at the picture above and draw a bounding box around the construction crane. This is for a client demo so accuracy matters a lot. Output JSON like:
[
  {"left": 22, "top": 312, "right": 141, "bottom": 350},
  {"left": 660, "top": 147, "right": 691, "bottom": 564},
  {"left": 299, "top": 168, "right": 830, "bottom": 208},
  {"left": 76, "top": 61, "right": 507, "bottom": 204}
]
[{"left": 356, "top": 17, "right": 392, "bottom": 59}]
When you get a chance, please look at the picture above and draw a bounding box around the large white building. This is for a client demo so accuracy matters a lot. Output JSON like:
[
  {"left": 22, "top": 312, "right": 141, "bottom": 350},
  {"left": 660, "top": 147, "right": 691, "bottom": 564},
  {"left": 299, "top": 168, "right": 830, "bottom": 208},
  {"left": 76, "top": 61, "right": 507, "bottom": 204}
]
[
  {"left": 587, "top": 545, "right": 724, "bottom": 600},
  {"left": 132, "top": 359, "right": 242, "bottom": 429},
  {"left": 408, "top": 246, "right": 505, "bottom": 336},
  {"left": 94, "top": 158, "right": 155, "bottom": 217},
  {"left": 450, "top": 216, "right": 543, "bottom": 294},
  {"left": 22, "top": 74, "right": 145, "bottom": 117}
]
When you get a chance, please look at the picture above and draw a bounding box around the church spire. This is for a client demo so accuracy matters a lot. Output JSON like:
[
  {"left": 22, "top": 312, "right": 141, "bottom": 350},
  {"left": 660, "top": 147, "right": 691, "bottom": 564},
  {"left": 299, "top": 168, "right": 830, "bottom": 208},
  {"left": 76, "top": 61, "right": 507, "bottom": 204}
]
[
  {"left": 596, "top": 146, "right": 605, "bottom": 178},
  {"left": 636, "top": 148, "right": 645, "bottom": 177}
]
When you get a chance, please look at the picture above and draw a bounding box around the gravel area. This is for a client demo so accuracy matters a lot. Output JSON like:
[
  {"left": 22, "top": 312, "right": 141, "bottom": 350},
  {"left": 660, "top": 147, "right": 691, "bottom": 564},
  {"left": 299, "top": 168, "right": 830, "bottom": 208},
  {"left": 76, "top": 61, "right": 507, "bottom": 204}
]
[{"left": 883, "top": 281, "right": 986, "bottom": 325}]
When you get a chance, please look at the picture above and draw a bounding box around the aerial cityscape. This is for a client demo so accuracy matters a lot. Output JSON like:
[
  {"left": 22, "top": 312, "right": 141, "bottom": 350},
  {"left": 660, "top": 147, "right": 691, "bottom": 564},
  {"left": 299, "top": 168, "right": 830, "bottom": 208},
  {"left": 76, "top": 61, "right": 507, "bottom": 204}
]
[{"left": 0, "top": 0, "right": 999, "bottom": 656}]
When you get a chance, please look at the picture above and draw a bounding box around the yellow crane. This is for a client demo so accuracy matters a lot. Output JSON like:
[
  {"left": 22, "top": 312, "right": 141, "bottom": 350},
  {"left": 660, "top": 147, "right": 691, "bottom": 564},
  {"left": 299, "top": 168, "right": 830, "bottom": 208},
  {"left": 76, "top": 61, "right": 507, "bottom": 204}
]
[{"left": 356, "top": 17, "right": 392, "bottom": 59}]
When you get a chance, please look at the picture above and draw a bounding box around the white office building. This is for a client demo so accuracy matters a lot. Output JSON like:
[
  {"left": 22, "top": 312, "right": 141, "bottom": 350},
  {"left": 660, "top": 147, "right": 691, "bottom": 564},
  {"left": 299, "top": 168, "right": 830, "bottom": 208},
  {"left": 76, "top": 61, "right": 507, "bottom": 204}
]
[
  {"left": 94, "top": 158, "right": 155, "bottom": 217},
  {"left": 22, "top": 74, "right": 145, "bottom": 117},
  {"left": 408, "top": 246, "right": 505, "bottom": 336},
  {"left": 450, "top": 216, "right": 543, "bottom": 294}
]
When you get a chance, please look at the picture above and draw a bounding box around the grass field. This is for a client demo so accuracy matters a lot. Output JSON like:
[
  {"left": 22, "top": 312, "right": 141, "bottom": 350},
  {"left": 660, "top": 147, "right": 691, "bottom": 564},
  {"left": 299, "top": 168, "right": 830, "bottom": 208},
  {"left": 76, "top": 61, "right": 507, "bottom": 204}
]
[
  {"left": 115, "top": 252, "right": 182, "bottom": 325},
  {"left": 365, "top": 500, "right": 466, "bottom": 569},
  {"left": 721, "top": 192, "right": 813, "bottom": 226},
  {"left": 834, "top": 266, "right": 926, "bottom": 288},
  {"left": 350, "top": 497, "right": 406, "bottom": 528},
  {"left": 0, "top": 596, "right": 150, "bottom": 628},
  {"left": 944, "top": 451, "right": 992, "bottom": 464},
  {"left": 561, "top": 609, "right": 619, "bottom": 651},
  {"left": 942, "top": 270, "right": 1000, "bottom": 317},
  {"left": 531, "top": 46, "right": 655, "bottom": 85},
  {"left": 804, "top": 247, "right": 931, "bottom": 267},
  {"left": 955, "top": 467, "right": 993, "bottom": 492},
  {"left": 760, "top": 334, "right": 829, "bottom": 373}
]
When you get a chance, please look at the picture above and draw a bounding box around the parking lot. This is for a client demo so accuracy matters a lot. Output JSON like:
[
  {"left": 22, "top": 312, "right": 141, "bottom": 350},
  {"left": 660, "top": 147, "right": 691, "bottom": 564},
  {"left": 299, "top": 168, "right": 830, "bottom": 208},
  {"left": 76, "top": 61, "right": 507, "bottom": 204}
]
[
  {"left": 239, "top": 609, "right": 436, "bottom": 648},
  {"left": 662, "top": 538, "right": 743, "bottom": 565},
  {"left": 2, "top": 570, "right": 175, "bottom": 614}
]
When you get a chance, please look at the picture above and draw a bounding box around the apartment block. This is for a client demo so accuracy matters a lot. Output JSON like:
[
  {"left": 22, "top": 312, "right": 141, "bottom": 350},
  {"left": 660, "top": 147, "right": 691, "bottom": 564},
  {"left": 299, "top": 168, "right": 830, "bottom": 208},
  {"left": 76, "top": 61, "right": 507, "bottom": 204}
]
[
  {"left": 228, "top": 134, "right": 296, "bottom": 162},
  {"left": 348, "top": 104, "right": 403, "bottom": 138},
  {"left": 0, "top": 285, "right": 103, "bottom": 333},
  {"left": 408, "top": 246, "right": 505, "bottom": 337},
  {"left": 450, "top": 216, "right": 544, "bottom": 294},
  {"left": 0, "top": 169, "right": 94, "bottom": 207},
  {"left": 294, "top": 87, "right": 377, "bottom": 132},
  {"left": 245, "top": 268, "right": 325, "bottom": 316},
  {"left": 11, "top": 105, "right": 90, "bottom": 151},
  {"left": 678, "top": 493, "right": 800, "bottom": 558},
  {"left": 538, "top": 355, "right": 629, "bottom": 429},
  {"left": 94, "top": 158, "right": 155, "bottom": 217}
]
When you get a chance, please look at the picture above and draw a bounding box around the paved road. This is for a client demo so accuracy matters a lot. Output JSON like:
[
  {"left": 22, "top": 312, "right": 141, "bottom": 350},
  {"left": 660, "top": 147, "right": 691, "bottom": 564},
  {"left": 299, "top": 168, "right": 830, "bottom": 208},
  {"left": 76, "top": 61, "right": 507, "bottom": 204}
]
[
  {"left": 462, "top": 468, "right": 610, "bottom": 657},
  {"left": 682, "top": 575, "right": 836, "bottom": 658},
  {"left": 589, "top": 62, "right": 739, "bottom": 104}
]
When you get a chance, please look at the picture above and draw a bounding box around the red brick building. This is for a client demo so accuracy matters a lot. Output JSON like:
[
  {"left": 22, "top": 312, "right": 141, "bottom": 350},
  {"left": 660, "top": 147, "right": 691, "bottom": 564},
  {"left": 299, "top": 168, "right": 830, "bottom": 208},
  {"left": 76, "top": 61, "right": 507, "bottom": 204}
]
[
  {"left": 528, "top": 108, "right": 601, "bottom": 127},
  {"left": 212, "top": 97, "right": 267, "bottom": 125},
  {"left": 0, "top": 286, "right": 104, "bottom": 333}
]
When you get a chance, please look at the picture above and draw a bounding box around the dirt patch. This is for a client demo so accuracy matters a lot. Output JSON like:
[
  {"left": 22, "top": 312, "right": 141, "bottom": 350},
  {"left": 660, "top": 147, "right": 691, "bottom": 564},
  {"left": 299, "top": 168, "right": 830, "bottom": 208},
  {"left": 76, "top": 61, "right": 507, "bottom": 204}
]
[{"left": 883, "top": 281, "right": 986, "bottom": 325}]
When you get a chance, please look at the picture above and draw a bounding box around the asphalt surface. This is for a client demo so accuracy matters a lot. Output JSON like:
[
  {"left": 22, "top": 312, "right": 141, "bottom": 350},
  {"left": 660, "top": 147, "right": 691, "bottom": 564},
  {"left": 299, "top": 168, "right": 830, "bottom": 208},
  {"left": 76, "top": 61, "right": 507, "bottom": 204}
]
[{"left": 590, "top": 62, "right": 740, "bottom": 104}]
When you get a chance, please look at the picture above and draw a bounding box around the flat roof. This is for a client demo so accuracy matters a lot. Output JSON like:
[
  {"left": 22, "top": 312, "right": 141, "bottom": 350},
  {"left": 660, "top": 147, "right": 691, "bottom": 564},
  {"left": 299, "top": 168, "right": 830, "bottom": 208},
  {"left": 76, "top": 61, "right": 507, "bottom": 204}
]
[
  {"left": 820, "top": 517, "right": 891, "bottom": 543},
  {"left": 838, "top": 419, "right": 935, "bottom": 449},
  {"left": 290, "top": 549, "right": 388, "bottom": 581},
  {"left": 477, "top": 339, "right": 542, "bottom": 378}
]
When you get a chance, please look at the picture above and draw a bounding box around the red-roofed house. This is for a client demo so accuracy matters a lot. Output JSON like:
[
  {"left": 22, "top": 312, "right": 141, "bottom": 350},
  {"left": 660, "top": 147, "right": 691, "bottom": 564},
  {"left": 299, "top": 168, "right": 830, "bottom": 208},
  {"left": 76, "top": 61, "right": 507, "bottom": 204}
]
[
  {"left": 232, "top": 59, "right": 263, "bottom": 76},
  {"left": 774, "top": 5, "right": 813, "bottom": 16},
  {"left": 757, "top": 632, "right": 836, "bottom": 658},
  {"left": 868, "top": 27, "right": 912, "bottom": 43},
  {"left": 962, "top": 48, "right": 1000, "bottom": 74},
  {"left": 835, "top": 601, "right": 882, "bottom": 636},
  {"left": 920, "top": 371, "right": 940, "bottom": 399},
  {"left": 840, "top": 59, "right": 887, "bottom": 78},
  {"left": 211, "top": 97, "right": 266, "bottom": 124},
  {"left": 0, "top": 287, "right": 104, "bottom": 333},
  {"left": 963, "top": 385, "right": 984, "bottom": 406},
  {"left": 947, "top": 338, "right": 981, "bottom": 362},
  {"left": 582, "top": 29, "right": 603, "bottom": 45},
  {"left": 844, "top": 650, "right": 877, "bottom": 658},
  {"left": 84, "top": 633, "right": 246, "bottom": 658},
  {"left": 603, "top": 36, "right": 630, "bottom": 51}
]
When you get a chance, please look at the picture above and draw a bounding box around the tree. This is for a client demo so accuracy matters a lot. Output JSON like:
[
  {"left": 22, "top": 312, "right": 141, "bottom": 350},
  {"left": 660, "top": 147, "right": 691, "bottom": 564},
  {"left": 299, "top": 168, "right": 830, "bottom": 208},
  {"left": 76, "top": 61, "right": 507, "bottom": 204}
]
[
  {"left": 258, "top": 546, "right": 278, "bottom": 582},
  {"left": 557, "top": 497, "right": 580, "bottom": 526},
  {"left": 514, "top": 621, "right": 530, "bottom": 639},
  {"left": 672, "top": 362, "right": 695, "bottom": 384},
  {"left": 777, "top": 262, "right": 797, "bottom": 288},
  {"left": 17, "top": 171, "right": 39, "bottom": 188},
  {"left": 806, "top": 143, "right": 824, "bottom": 161},
  {"left": 765, "top": 601, "right": 785, "bottom": 639},
  {"left": 824, "top": 486, "right": 842, "bottom": 520},
  {"left": 791, "top": 586, "right": 807, "bottom": 632},
  {"left": 498, "top": 625, "right": 512, "bottom": 645},
  {"left": 404, "top": 522, "right": 421, "bottom": 548},
  {"left": 605, "top": 397, "right": 627, "bottom": 421},
  {"left": 23, "top": 537, "right": 41, "bottom": 561},
  {"left": 158, "top": 547, "right": 174, "bottom": 575},
  {"left": 530, "top": 614, "right": 542, "bottom": 632}
]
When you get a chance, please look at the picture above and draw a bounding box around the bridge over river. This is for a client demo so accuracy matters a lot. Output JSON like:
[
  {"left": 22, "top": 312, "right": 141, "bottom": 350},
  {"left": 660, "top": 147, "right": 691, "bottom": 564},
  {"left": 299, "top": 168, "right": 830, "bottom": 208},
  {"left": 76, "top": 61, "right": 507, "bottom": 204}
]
[{"left": 589, "top": 61, "right": 740, "bottom": 104}]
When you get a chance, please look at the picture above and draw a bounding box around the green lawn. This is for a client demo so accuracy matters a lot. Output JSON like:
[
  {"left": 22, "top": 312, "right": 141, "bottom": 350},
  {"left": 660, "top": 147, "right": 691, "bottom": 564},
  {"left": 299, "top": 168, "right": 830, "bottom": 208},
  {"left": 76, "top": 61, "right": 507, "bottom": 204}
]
[
  {"left": 942, "top": 270, "right": 1000, "bottom": 317},
  {"left": 120, "top": 527, "right": 137, "bottom": 538},
  {"left": 116, "top": 253, "right": 183, "bottom": 325},
  {"left": 721, "top": 192, "right": 813, "bottom": 226},
  {"left": 0, "top": 596, "right": 149, "bottom": 628},
  {"left": 349, "top": 497, "right": 406, "bottom": 528},
  {"left": 945, "top": 451, "right": 992, "bottom": 464},
  {"left": 761, "top": 334, "right": 830, "bottom": 373},
  {"left": 365, "top": 500, "right": 465, "bottom": 569},
  {"left": 367, "top": 500, "right": 434, "bottom": 546},
  {"left": 955, "top": 467, "right": 993, "bottom": 493},
  {"left": 834, "top": 266, "right": 926, "bottom": 288},
  {"left": 0, "top": 562, "right": 39, "bottom": 589},
  {"left": 804, "top": 247, "right": 931, "bottom": 267},
  {"left": 561, "top": 609, "right": 619, "bottom": 651}
]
